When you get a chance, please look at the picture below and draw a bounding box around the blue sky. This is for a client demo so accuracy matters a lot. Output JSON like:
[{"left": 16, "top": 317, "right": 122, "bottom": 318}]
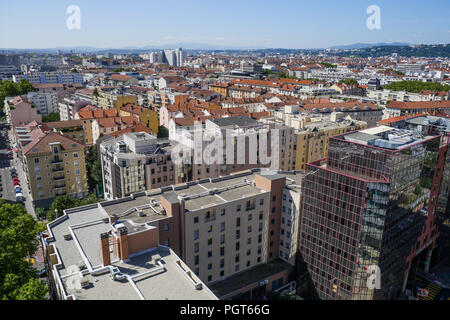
[{"left": 0, "top": 0, "right": 449, "bottom": 49}]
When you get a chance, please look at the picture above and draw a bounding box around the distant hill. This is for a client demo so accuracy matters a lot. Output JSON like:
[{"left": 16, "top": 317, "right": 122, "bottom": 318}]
[
  {"left": 328, "top": 44, "right": 450, "bottom": 58},
  {"left": 329, "top": 42, "right": 410, "bottom": 50}
]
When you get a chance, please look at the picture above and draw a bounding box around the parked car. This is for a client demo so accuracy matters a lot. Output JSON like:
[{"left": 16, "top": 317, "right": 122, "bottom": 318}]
[
  {"left": 8, "top": 154, "right": 13, "bottom": 159},
  {"left": 10, "top": 168, "right": 16, "bottom": 174},
  {"left": 110, "top": 267, "right": 127, "bottom": 281},
  {"left": 38, "top": 268, "right": 47, "bottom": 278},
  {"left": 13, "top": 182, "right": 20, "bottom": 186}
]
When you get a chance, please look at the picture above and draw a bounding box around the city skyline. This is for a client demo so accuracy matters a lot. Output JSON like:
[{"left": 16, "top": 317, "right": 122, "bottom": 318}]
[{"left": 1, "top": 0, "right": 449, "bottom": 50}]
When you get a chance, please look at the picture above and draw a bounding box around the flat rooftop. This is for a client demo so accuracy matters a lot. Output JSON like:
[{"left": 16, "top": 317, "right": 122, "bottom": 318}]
[
  {"left": 342, "top": 127, "right": 433, "bottom": 150},
  {"left": 63, "top": 248, "right": 216, "bottom": 300},
  {"left": 208, "top": 259, "right": 292, "bottom": 298},
  {"left": 46, "top": 207, "right": 216, "bottom": 300}
]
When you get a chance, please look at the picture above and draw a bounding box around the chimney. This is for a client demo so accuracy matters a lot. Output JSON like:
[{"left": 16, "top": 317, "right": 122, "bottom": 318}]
[
  {"left": 118, "top": 226, "right": 129, "bottom": 261},
  {"left": 100, "top": 232, "right": 111, "bottom": 266},
  {"left": 110, "top": 214, "right": 118, "bottom": 224}
]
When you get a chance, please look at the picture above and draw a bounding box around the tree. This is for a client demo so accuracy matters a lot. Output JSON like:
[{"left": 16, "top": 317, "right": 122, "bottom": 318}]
[
  {"left": 46, "top": 194, "right": 100, "bottom": 221},
  {"left": 93, "top": 88, "right": 99, "bottom": 97},
  {"left": 157, "top": 126, "right": 169, "bottom": 139},
  {"left": 0, "top": 200, "right": 47, "bottom": 300},
  {"left": 17, "top": 79, "right": 34, "bottom": 95},
  {"left": 86, "top": 146, "right": 103, "bottom": 193},
  {"left": 42, "top": 112, "right": 60, "bottom": 123}
]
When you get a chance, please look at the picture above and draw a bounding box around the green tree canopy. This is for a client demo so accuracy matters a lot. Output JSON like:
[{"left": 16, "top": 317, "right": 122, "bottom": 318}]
[
  {"left": 157, "top": 126, "right": 169, "bottom": 139},
  {"left": 383, "top": 80, "right": 450, "bottom": 93},
  {"left": 0, "top": 200, "right": 47, "bottom": 300},
  {"left": 42, "top": 112, "right": 60, "bottom": 123}
]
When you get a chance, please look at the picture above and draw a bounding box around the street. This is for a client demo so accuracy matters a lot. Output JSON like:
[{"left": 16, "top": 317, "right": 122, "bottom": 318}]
[{"left": 0, "top": 121, "right": 36, "bottom": 218}]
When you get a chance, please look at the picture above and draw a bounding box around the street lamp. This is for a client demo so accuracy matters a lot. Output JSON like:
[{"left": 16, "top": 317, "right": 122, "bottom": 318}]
[{"left": 54, "top": 209, "right": 58, "bottom": 219}]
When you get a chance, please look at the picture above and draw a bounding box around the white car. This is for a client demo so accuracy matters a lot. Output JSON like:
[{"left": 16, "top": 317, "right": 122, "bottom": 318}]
[{"left": 110, "top": 267, "right": 126, "bottom": 281}]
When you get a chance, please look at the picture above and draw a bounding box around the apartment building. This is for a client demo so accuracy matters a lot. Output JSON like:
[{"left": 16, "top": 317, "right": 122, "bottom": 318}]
[
  {"left": 13, "top": 72, "right": 82, "bottom": 85},
  {"left": 92, "top": 90, "right": 138, "bottom": 111},
  {"left": 293, "top": 114, "right": 367, "bottom": 170},
  {"left": 300, "top": 126, "right": 445, "bottom": 300},
  {"left": 5, "top": 96, "right": 42, "bottom": 127},
  {"left": 385, "top": 101, "right": 450, "bottom": 118},
  {"left": 92, "top": 116, "right": 140, "bottom": 145},
  {"left": 100, "top": 132, "right": 176, "bottom": 201},
  {"left": 43, "top": 168, "right": 298, "bottom": 300},
  {"left": 169, "top": 116, "right": 297, "bottom": 183},
  {"left": 58, "top": 96, "right": 91, "bottom": 121},
  {"left": 119, "top": 103, "right": 159, "bottom": 134},
  {"left": 42, "top": 204, "right": 217, "bottom": 300},
  {"left": 75, "top": 108, "right": 118, "bottom": 145},
  {"left": 25, "top": 91, "right": 58, "bottom": 116},
  {"left": 22, "top": 131, "right": 89, "bottom": 208}
]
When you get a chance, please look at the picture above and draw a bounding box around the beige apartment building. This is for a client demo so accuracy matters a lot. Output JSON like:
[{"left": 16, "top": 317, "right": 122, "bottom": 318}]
[
  {"left": 44, "top": 168, "right": 302, "bottom": 299},
  {"left": 92, "top": 90, "right": 137, "bottom": 111},
  {"left": 294, "top": 114, "right": 367, "bottom": 170},
  {"left": 22, "top": 131, "right": 89, "bottom": 208}
]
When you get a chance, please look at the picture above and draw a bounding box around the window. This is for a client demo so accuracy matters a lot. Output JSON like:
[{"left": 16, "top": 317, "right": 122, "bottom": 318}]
[
  {"left": 236, "top": 242, "right": 240, "bottom": 251},
  {"left": 220, "top": 259, "right": 225, "bottom": 268},
  {"left": 208, "top": 275, "right": 212, "bottom": 282},
  {"left": 247, "top": 249, "right": 251, "bottom": 256},
  {"left": 163, "top": 224, "right": 169, "bottom": 231},
  {"left": 236, "top": 217, "right": 240, "bottom": 227},
  {"left": 208, "top": 238, "right": 212, "bottom": 246},
  {"left": 220, "top": 247, "right": 225, "bottom": 257},
  {"left": 220, "top": 222, "right": 225, "bottom": 232},
  {"left": 208, "top": 225, "right": 213, "bottom": 233},
  {"left": 220, "top": 234, "right": 225, "bottom": 244},
  {"left": 236, "top": 229, "right": 240, "bottom": 240},
  {"left": 237, "top": 205, "right": 241, "bottom": 212},
  {"left": 194, "top": 216, "right": 199, "bottom": 224},
  {"left": 194, "top": 243, "right": 199, "bottom": 253},
  {"left": 247, "top": 237, "right": 252, "bottom": 245},
  {"left": 259, "top": 212, "right": 263, "bottom": 220},
  {"left": 208, "top": 263, "right": 212, "bottom": 270},
  {"left": 34, "top": 158, "right": 40, "bottom": 164},
  {"left": 221, "top": 208, "right": 225, "bottom": 216},
  {"left": 194, "top": 229, "right": 199, "bottom": 240},
  {"left": 272, "top": 195, "right": 276, "bottom": 202},
  {"left": 248, "top": 226, "right": 252, "bottom": 233},
  {"left": 248, "top": 214, "right": 252, "bottom": 221},
  {"left": 73, "top": 152, "right": 78, "bottom": 158},
  {"left": 208, "top": 251, "right": 212, "bottom": 258},
  {"left": 260, "top": 199, "right": 264, "bottom": 205},
  {"left": 194, "top": 255, "right": 199, "bottom": 265}
]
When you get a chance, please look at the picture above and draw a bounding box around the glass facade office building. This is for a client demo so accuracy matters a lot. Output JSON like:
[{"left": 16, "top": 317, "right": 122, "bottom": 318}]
[{"left": 300, "top": 127, "right": 444, "bottom": 300}]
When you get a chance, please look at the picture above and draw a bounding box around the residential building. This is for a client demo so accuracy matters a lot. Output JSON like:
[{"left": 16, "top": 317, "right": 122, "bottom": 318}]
[
  {"left": 13, "top": 72, "right": 82, "bottom": 84},
  {"left": 5, "top": 96, "right": 42, "bottom": 127},
  {"left": 41, "top": 205, "right": 217, "bottom": 300},
  {"left": 92, "top": 116, "right": 140, "bottom": 145},
  {"left": 22, "top": 131, "right": 89, "bottom": 208},
  {"left": 43, "top": 168, "right": 299, "bottom": 300},
  {"left": 119, "top": 103, "right": 159, "bottom": 134},
  {"left": 100, "top": 132, "right": 175, "bottom": 200}
]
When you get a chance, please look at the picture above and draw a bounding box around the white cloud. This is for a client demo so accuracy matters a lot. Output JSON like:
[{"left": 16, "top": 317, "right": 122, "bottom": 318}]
[{"left": 216, "top": 36, "right": 225, "bottom": 41}]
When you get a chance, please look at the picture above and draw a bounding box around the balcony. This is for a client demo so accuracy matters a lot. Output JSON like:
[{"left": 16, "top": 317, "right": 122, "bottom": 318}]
[
  {"left": 53, "top": 175, "right": 65, "bottom": 181},
  {"left": 52, "top": 167, "right": 65, "bottom": 173},
  {"left": 54, "top": 184, "right": 66, "bottom": 189},
  {"left": 51, "top": 159, "right": 63, "bottom": 164}
]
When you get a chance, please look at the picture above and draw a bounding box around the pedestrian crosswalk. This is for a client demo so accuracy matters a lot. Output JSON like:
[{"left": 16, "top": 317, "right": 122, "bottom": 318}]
[{"left": 413, "top": 277, "right": 442, "bottom": 300}]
